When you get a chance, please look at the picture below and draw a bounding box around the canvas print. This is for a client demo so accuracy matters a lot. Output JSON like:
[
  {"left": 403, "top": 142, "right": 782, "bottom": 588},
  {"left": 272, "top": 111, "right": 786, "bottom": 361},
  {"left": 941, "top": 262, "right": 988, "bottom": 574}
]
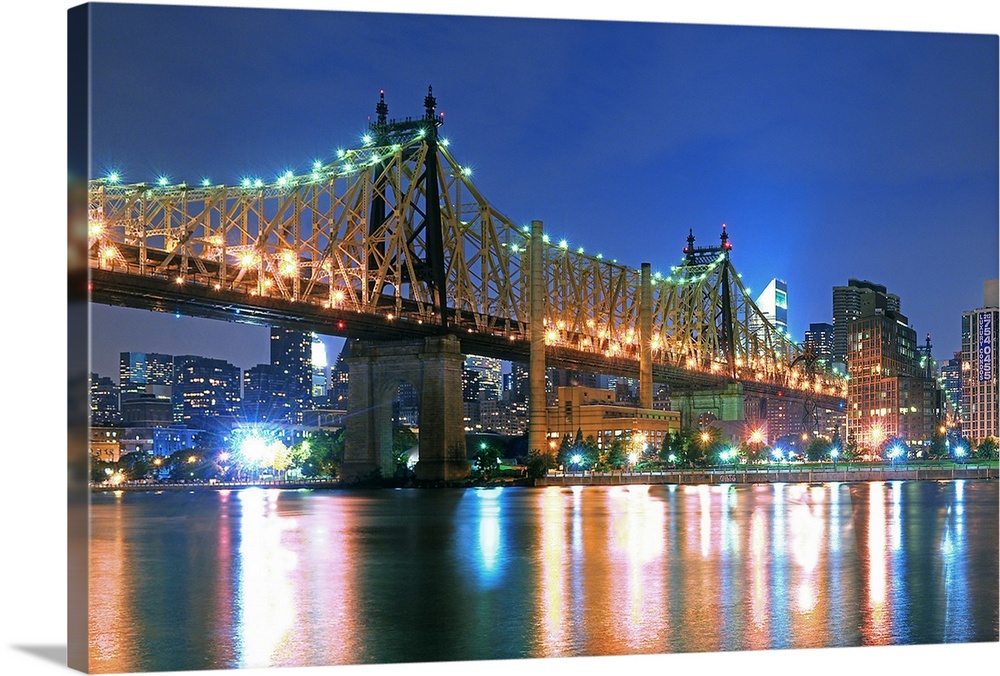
[{"left": 70, "top": 2, "right": 999, "bottom": 674}]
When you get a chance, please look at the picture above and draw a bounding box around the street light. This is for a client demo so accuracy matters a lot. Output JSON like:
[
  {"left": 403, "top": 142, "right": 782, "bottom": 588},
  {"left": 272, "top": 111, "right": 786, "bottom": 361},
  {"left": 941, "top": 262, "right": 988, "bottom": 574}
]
[
  {"left": 888, "top": 444, "right": 904, "bottom": 469},
  {"left": 830, "top": 447, "right": 839, "bottom": 470},
  {"left": 955, "top": 444, "right": 967, "bottom": 465},
  {"left": 571, "top": 453, "right": 582, "bottom": 473}
]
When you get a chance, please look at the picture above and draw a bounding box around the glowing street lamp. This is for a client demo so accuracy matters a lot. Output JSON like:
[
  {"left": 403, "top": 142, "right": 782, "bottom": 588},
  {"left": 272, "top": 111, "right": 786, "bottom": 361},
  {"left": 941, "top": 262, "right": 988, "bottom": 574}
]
[
  {"left": 772, "top": 447, "right": 784, "bottom": 463},
  {"left": 887, "top": 444, "right": 904, "bottom": 469},
  {"left": 830, "top": 447, "right": 839, "bottom": 470},
  {"left": 870, "top": 424, "right": 886, "bottom": 452},
  {"left": 954, "top": 444, "right": 967, "bottom": 465}
]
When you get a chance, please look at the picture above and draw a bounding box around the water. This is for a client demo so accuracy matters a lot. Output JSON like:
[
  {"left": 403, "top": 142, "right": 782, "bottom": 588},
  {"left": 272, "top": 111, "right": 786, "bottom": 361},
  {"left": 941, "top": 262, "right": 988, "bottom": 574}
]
[{"left": 88, "top": 480, "right": 999, "bottom": 673}]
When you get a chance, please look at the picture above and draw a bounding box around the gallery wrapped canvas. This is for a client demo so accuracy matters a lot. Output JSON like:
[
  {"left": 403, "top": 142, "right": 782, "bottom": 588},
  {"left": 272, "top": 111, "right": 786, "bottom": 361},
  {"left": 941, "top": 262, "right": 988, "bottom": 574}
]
[{"left": 56, "top": 2, "right": 1000, "bottom": 676}]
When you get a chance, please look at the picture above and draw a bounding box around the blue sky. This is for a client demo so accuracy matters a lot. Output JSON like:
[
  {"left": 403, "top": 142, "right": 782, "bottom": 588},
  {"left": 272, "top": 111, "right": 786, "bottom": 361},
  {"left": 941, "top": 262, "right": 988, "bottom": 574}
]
[{"left": 85, "top": 2, "right": 998, "bottom": 378}]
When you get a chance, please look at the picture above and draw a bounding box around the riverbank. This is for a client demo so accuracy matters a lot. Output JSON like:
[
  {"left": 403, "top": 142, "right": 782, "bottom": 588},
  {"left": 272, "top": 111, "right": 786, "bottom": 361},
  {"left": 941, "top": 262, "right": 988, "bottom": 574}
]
[
  {"left": 90, "top": 464, "right": 997, "bottom": 492},
  {"left": 535, "top": 464, "right": 998, "bottom": 486}
]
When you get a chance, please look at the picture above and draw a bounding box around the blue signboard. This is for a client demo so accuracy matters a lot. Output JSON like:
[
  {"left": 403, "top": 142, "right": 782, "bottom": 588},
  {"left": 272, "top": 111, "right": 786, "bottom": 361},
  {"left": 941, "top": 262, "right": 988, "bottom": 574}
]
[{"left": 979, "top": 311, "right": 994, "bottom": 382}]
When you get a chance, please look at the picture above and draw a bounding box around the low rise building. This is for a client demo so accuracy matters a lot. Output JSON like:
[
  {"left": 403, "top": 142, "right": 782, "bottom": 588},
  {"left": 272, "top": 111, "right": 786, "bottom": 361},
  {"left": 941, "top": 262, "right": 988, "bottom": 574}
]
[{"left": 546, "top": 386, "right": 681, "bottom": 451}]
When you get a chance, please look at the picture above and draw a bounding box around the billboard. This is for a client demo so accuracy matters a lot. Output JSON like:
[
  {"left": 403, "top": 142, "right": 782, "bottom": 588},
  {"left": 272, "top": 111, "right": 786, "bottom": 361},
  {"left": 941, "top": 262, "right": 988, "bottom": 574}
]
[{"left": 979, "top": 311, "right": 995, "bottom": 382}]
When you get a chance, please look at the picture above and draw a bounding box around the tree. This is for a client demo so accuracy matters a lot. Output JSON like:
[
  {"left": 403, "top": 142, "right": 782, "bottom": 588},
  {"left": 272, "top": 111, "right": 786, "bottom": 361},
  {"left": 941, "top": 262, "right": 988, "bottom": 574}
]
[
  {"left": 392, "top": 426, "right": 419, "bottom": 472},
  {"left": 301, "top": 429, "right": 345, "bottom": 478},
  {"left": 118, "top": 451, "right": 151, "bottom": 481},
  {"left": 659, "top": 430, "right": 689, "bottom": 464},
  {"left": 804, "top": 438, "right": 830, "bottom": 462},
  {"left": 686, "top": 427, "right": 725, "bottom": 467},
  {"left": 929, "top": 429, "right": 949, "bottom": 459},
  {"left": 603, "top": 438, "right": 626, "bottom": 470},
  {"left": 525, "top": 449, "right": 554, "bottom": 479},
  {"left": 556, "top": 433, "right": 574, "bottom": 468},
  {"left": 90, "top": 459, "right": 117, "bottom": 483},
  {"left": 975, "top": 436, "right": 998, "bottom": 460},
  {"left": 472, "top": 442, "right": 502, "bottom": 480}
]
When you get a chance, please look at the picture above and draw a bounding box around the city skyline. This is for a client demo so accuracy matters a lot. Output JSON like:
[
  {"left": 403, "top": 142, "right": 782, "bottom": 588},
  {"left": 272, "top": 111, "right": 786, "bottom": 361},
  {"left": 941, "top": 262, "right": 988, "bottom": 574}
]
[{"left": 86, "top": 3, "right": 998, "bottom": 372}]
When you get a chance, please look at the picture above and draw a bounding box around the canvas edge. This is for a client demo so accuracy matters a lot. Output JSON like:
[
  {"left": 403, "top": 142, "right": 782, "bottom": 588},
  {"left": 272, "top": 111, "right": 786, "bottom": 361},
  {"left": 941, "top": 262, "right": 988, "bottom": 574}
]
[{"left": 67, "top": 2, "right": 92, "bottom": 673}]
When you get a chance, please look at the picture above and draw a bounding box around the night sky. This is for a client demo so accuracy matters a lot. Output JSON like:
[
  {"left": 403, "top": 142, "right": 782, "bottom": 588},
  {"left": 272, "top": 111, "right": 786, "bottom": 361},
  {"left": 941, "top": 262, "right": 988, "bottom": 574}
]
[{"left": 85, "top": 1, "right": 998, "bottom": 380}]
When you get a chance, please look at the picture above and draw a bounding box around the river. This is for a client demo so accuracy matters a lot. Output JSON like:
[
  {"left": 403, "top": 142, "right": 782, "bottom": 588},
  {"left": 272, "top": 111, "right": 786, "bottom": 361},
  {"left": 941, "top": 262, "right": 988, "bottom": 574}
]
[{"left": 88, "top": 480, "right": 999, "bottom": 673}]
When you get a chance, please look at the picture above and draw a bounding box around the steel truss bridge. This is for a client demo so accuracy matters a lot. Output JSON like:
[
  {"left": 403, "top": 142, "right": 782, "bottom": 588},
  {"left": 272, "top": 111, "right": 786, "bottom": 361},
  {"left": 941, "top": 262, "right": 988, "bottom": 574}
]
[{"left": 87, "top": 89, "right": 847, "bottom": 411}]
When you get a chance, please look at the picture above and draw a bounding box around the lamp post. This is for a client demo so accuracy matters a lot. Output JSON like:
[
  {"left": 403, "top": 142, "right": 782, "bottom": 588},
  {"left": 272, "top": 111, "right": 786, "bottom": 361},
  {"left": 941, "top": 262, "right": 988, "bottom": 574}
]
[
  {"left": 955, "top": 444, "right": 967, "bottom": 466},
  {"left": 830, "top": 447, "right": 839, "bottom": 471}
]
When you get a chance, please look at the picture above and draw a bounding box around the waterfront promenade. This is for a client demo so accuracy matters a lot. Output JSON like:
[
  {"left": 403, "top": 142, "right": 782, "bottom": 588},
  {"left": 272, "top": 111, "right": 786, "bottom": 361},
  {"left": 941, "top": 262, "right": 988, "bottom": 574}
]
[
  {"left": 537, "top": 463, "right": 998, "bottom": 486},
  {"left": 90, "top": 462, "right": 997, "bottom": 491}
]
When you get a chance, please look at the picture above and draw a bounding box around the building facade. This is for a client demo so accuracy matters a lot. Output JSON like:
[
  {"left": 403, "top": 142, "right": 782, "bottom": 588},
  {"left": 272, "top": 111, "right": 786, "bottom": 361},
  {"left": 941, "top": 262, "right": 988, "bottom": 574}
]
[
  {"left": 270, "top": 329, "right": 313, "bottom": 421},
  {"left": 961, "top": 279, "right": 999, "bottom": 444},
  {"left": 753, "top": 278, "right": 789, "bottom": 339},
  {"left": 804, "top": 322, "right": 834, "bottom": 368},
  {"left": 846, "top": 300, "right": 939, "bottom": 451},
  {"left": 90, "top": 372, "right": 122, "bottom": 426},
  {"left": 832, "top": 279, "right": 900, "bottom": 369},
  {"left": 172, "top": 355, "right": 242, "bottom": 431},
  {"left": 546, "top": 386, "right": 681, "bottom": 453},
  {"left": 243, "top": 364, "right": 293, "bottom": 423},
  {"left": 940, "top": 351, "right": 963, "bottom": 427},
  {"left": 119, "top": 351, "right": 174, "bottom": 404}
]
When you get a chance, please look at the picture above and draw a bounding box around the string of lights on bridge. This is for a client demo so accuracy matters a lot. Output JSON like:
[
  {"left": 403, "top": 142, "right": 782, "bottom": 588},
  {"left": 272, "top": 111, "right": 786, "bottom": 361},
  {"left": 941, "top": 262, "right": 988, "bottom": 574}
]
[{"left": 92, "top": 122, "right": 844, "bottom": 396}]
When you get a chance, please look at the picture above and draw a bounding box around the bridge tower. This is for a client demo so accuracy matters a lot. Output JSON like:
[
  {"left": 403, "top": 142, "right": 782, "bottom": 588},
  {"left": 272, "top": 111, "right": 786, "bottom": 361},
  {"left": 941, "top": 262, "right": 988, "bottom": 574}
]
[
  {"left": 342, "top": 335, "right": 468, "bottom": 482},
  {"left": 342, "top": 89, "right": 467, "bottom": 482},
  {"left": 671, "top": 226, "right": 746, "bottom": 429}
]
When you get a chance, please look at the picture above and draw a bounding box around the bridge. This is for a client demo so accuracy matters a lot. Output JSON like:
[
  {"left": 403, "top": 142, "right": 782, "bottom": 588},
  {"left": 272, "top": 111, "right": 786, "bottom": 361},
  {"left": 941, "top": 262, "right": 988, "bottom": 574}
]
[{"left": 88, "top": 88, "right": 847, "bottom": 482}]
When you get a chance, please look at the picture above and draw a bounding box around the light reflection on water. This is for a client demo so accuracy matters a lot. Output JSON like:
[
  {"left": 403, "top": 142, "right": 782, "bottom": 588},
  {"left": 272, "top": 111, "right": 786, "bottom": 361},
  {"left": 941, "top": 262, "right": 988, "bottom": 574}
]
[{"left": 88, "top": 480, "right": 998, "bottom": 673}]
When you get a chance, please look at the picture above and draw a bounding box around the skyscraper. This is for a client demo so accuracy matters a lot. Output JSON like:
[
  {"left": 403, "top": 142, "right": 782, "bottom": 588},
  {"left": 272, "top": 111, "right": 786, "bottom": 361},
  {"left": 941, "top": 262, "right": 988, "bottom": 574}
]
[
  {"left": 271, "top": 329, "right": 312, "bottom": 421},
  {"left": 961, "top": 279, "right": 999, "bottom": 444},
  {"left": 242, "top": 364, "right": 293, "bottom": 423},
  {"left": 328, "top": 342, "right": 351, "bottom": 410},
  {"left": 804, "top": 322, "right": 834, "bottom": 367},
  {"left": 310, "top": 334, "right": 330, "bottom": 403},
  {"left": 172, "top": 355, "right": 242, "bottom": 431},
  {"left": 753, "top": 278, "right": 789, "bottom": 338},
  {"left": 846, "top": 297, "right": 938, "bottom": 451},
  {"left": 940, "top": 350, "right": 963, "bottom": 426},
  {"left": 832, "top": 279, "right": 900, "bottom": 369},
  {"left": 119, "top": 351, "right": 174, "bottom": 404},
  {"left": 89, "top": 372, "right": 121, "bottom": 426}
]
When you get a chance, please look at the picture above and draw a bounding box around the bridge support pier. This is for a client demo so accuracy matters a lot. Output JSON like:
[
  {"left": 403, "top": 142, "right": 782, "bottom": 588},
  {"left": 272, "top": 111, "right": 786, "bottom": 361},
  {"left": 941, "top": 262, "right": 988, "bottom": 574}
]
[
  {"left": 673, "top": 382, "right": 745, "bottom": 430},
  {"left": 342, "top": 335, "right": 469, "bottom": 483}
]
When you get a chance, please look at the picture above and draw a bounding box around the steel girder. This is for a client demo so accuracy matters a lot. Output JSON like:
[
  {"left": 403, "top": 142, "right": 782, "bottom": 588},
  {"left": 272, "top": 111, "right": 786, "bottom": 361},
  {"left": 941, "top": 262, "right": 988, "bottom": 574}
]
[{"left": 87, "top": 136, "right": 845, "bottom": 399}]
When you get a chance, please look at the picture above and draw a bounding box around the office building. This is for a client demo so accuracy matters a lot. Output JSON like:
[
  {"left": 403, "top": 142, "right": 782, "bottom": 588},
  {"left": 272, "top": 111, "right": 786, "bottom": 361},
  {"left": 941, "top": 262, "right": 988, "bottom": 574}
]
[
  {"left": 961, "top": 279, "right": 999, "bottom": 444},
  {"left": 329, "top": 343, "right": 351, "bottom": 410},
  {"left": 546, "top": 386, "right": 681, "bottom": 453},
  {"left": 804, "top": 322, "right": 834, "bottom": 367},
  {"left": 311, "top": 334, "right": 330, "bottom": 402},
  {"left": 271, "top": 328, "right": 312, "bottom": 421},
  {"left": 940, "top": 351, "right": 963, "bottom": 425},
  {"left": 172, "top": 355, "right": 242, "bottom": 430},
  {"left": 753, "top": 278, "right": 789, "bottom": 339},
  {"left": 119, "top": 351, "right": 174, "bottom": 404},
  {"left": 832, "top": 279, "right": 900, "bottom": 368},
  {"left": 90, "top": 372, "right": 121, "bottom": 426},
  {"left": 846, "top": 296, "right": 939, "bottom": 451},
  {"left": 243, "top": 364, "right": 293, "bottom": 423}
]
